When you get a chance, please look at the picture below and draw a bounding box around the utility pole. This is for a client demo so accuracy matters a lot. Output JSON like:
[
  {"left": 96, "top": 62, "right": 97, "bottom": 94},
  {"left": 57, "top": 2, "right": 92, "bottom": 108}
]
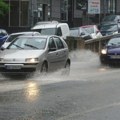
[{"left": 29, "top": 0, "right": 34, "bottom": 27}]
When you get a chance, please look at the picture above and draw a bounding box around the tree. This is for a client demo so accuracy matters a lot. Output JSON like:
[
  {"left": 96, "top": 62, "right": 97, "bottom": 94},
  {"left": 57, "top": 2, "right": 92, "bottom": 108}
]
[{"left": 0, "top": 0, "right": 9, "bottom": 16}]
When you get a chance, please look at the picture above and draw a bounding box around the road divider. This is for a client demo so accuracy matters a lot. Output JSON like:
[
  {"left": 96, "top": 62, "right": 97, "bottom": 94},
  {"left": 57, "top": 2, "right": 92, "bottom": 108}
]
[{"left": 66, "top": 33, "right": 120, "bottom": 54}]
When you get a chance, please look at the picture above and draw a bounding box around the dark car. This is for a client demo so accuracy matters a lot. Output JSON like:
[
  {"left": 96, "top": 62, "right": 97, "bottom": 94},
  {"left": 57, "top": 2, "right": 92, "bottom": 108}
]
[
  {"left": 0, "top": 29, "right": 8, "bottom": 47},
  {"left": 100, "top": 35, "right": 120, "bottom": 64},
  {"left": 100, "top": 23, "right": 120, "bottom": 36},
  {"left": 101, "top": 15, "right": 120, "bottom": 25}
]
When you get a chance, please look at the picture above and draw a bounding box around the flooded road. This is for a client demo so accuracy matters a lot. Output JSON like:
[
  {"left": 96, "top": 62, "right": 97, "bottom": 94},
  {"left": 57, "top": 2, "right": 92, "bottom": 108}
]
[{"left": 0, "top": 50, "right": 120, "bottom": 120}]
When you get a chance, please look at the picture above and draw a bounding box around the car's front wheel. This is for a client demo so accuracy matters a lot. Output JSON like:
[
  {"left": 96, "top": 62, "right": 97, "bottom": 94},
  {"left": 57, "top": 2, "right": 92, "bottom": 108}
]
[{"left": 40, "top": 62, "right": 48, "bottom": 75}]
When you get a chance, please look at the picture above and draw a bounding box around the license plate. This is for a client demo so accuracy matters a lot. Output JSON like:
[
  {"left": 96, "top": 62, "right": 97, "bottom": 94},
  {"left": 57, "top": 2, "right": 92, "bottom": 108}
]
[
  {"left": 5, "top": 65, "right": 22, "bottom": 70},
  {"left": 110, "top": 55, "right": 120, "bottom": 59}
]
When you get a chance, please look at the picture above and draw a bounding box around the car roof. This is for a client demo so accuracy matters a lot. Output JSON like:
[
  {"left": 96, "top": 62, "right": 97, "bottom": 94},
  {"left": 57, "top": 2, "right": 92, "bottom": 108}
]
[
  {"left": 80, "top": 25, "right": 96, "bottom": 28},
  {"left": 35, "top": 21, "right": 58, "bottom": 26},
  {"left": 31, "top": 21, "right": 67, "bottom": 29},
  {"left": 18, "top": 35, "right": 58, "bottom": 39},
  {"left": 10, "top": 31, "right": 40, "bottom": 35},
  {"left": 0, "top": 29, "right": 8, "bottom": 33}
]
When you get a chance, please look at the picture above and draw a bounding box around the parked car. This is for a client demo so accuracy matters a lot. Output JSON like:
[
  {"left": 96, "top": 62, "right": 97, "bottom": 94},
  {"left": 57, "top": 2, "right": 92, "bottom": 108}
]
[
  {"left": 100, "top": 23, "right": 120, "bottom": 36},
  {"left": 2, "top": 31, "right": 41, "bottom": 48},
  {"left": 101, "top": 15, "right": 120, "bottom": 26},
  {"left": 0, "top": 35, "right": 70, "bottom": 75},
  {"left": 70, "top": 27, "right": 92, "bottom": 40},
  {"left": 100, "top": 35, "right": 120, "bottom": 64},
  {"left": 70, "top": 25, "right": 102, "bottom": 40},
  {"left": 80, "top": 25, "right": 102, "bottom": 39},
  {"left": 31, "top": 21, "right": 70, "bottom": 39},
  {"left": 0, "top": 29, "right": 8, "bottom": 47}
]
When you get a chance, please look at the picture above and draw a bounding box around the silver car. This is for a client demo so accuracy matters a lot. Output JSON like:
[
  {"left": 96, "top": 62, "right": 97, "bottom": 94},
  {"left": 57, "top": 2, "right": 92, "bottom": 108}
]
[{"left": 0, "top": 35, "right": 70, "bottom": 75}]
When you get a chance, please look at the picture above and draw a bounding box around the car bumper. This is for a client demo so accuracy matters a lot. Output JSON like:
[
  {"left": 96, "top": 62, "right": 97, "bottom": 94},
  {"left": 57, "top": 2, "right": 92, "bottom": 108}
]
[
  {"left": 100, "top": 54, "right": 120, "bottom": 64},
  {"left": 0, "top": 63, "right": 38, "bottom": 73}
]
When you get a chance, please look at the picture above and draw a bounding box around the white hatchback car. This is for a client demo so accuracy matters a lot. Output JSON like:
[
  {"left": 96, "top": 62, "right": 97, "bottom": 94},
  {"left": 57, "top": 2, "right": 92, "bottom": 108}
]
[{"left": 0, "top": 35, "right": 70, "bottom": 75}]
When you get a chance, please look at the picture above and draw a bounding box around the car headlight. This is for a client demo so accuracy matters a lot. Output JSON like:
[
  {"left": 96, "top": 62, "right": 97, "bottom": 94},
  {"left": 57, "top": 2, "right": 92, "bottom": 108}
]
[
  {"left": 101, "top": 49, "right": 107, "bottom": 54},
  {"left": 25, "top": 58, "right": 39, "bottom": 63}
]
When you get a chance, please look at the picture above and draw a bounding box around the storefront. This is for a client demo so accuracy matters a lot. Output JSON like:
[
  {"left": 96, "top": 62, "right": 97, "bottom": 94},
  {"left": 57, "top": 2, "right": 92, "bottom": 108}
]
[{"left": 2, "top": 0, "right": 119, "bottom": 31}]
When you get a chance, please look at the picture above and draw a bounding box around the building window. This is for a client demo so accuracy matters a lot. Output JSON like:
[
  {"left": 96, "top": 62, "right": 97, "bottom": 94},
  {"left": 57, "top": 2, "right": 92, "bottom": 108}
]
[
  {"left": 107, "top": 0, "right": 116, "bottom": 14},
  {"left": 8, "top": 0, "right": 29, "bottom": 27},
  {"left": 20, "top": 1, "right": 29, "bottom": 26},
  {"left": 60, "top": 0, "right": 68, "bottom": 21},
  {"left": 76, "top": 0, "right": 87, "bottom": 10}
]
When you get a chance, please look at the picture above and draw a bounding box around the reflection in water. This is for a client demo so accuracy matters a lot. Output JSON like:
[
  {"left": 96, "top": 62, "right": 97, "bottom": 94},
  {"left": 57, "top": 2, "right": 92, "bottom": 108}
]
[
  {"left": 25, "top": 81, "right": 40, "bottom": 101},
  {"left": 99, "top": 67, "right": 108, "bottom": 72}
]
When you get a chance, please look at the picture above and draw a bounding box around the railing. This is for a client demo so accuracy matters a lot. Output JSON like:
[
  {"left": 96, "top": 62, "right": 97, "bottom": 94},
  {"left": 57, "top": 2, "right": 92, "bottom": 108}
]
[
  {"left": 66, "top": 34, "right": 120, "bottom": 54},
  {"left": 65, "top": 36, "right": 85, "bottom": 51}
]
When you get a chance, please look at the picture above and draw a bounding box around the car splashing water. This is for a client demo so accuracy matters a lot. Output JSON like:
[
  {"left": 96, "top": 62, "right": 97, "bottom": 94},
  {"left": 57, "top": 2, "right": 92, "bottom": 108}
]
[
  {"left": 31, "top": 50, "right": 101, "bottom": 84},
  {"left": 0, "top": 50, "right": 109, "bottom": 93}
]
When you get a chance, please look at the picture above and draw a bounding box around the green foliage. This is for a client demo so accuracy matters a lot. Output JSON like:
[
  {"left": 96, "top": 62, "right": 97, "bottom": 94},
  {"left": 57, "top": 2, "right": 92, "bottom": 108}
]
[{"left": 0, "top": 0, "right": 9, "bottom": 16}]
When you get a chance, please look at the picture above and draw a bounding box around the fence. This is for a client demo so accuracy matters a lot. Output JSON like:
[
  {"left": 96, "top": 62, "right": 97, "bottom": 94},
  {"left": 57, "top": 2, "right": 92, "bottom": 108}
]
[{"left": 66, "top": 34, "right": 120, "bottom": 53}]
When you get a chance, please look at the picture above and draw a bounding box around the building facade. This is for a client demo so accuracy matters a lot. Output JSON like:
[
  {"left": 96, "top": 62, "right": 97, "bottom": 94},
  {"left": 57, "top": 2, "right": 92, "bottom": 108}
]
[{"left": 1, "top": 0, "right": 119, "bottom": 33}]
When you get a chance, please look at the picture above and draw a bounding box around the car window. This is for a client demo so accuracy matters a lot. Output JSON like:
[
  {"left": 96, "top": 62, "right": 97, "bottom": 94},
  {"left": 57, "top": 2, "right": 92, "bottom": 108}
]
[
  {"left": 102, "top": 15, "right": 116, "bottom": 22},
  {"left": 100, "top": 24, "right": 118, "bottom": 31},
  {"left": 108, "top": 37, "right": 120, "bottom": 46},
  {"left": 41, "top": 28, "right": 57, "bottom": 35},
  {"left": 56, "top": 27, "right": 62, "bottom": 36},
  {"left": 48, "top": 38, "right": 56, "bottom": 49},
  {"left": 54, "top": 37, "right": 64, "bottom": 49},
  {"left": 83, "top": 27, "right": 94, "bottom": 34},
  {"left": 6, "top": 34, "right": 23, "bottom": 42},
  {"left": 80, "top": 28, "right": 87, "bottom": 35},
  {"left": 8, "top": 37, "right": 47, "bottom": 50}
]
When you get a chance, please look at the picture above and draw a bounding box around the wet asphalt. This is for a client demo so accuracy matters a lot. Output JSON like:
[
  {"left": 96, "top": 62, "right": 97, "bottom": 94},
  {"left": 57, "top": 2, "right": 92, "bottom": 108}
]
[{"left": 0, "top": 50, "right": 120, "bottom": 120}]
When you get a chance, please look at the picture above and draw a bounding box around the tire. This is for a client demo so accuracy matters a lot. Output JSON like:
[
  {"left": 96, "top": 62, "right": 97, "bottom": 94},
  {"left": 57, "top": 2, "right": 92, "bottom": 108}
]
[
  {"left": 40, "top": 62, "right": 48, "bottom": 75},
  {"left": 62, "top": 61, "right": 70, "bottom": 76}
]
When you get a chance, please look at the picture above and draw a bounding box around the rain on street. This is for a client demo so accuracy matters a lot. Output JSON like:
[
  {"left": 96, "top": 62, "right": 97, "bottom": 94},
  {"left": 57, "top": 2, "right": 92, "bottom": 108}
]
[{"left": 0, "top": 50, "right": 120, "bottom": 120}]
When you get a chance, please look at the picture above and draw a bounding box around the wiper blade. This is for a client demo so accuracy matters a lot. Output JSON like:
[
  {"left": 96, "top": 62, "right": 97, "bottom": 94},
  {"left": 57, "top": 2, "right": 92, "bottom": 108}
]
[
  {"left": 13, "top": 43, "right": 23, "bottom": 49},
  {"left": 24, "top": 43, "right": 39, "bottom": 49}
]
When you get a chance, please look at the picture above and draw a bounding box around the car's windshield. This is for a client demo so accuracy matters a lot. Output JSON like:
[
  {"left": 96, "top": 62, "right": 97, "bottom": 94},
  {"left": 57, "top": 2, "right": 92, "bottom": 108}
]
[
  {"left": 82, "top": 27, "right": 94, "bottom": 34},
  {"left": 102, "top": 15, "right": 116, "bottom": 22},
  {"left": 33, "top": 28, "right": 56, "bottom": 35},
  {"left": 6, "top": 34, "right": 24, "bottom": 42},
  {"left": 108, "top": 37, "right": 120, "bottom": 46},
  {"left": 100, "top": 24, "right": 118, "bottom": 31},
  {"left": 7, "top": 37, "right": 47, "bottom": 50}
]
